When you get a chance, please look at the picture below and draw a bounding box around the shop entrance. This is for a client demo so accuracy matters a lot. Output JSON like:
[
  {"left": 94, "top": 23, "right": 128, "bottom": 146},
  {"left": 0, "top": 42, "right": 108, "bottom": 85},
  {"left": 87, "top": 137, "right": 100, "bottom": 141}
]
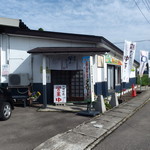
[{"left": 51, "top": 70, "right": 84, "bottom": 102}]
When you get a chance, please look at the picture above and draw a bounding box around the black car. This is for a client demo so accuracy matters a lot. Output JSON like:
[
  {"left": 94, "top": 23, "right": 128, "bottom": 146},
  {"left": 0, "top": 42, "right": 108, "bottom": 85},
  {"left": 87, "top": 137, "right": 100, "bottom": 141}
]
[{"left": 0, "top": 87, "right": 14, "bottom": 120}]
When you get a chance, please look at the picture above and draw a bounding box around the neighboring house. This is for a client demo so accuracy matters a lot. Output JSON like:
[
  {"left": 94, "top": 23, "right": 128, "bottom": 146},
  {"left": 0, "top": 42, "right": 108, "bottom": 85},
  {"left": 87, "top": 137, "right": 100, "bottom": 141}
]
[{"left": 0, "top": 17, "right": 139, "bottom": 107}]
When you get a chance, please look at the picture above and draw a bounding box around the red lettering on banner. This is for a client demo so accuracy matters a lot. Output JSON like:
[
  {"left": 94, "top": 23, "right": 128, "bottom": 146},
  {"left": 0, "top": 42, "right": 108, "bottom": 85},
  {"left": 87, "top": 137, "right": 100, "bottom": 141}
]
[
  {"left": 56, "top": 98, "right": 62, "bottom": 102},
  {"left": 56, "top": 86, "right": 61, "bottom": 96},
  {"left": 57, "top": 91, "right": 61, "bottom": 96}
]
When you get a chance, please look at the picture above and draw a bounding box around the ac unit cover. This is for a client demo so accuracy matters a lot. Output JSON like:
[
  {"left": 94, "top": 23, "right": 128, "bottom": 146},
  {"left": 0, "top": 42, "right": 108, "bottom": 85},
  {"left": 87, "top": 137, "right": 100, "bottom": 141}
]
[{"left": 8, "top": 74, "right": 30, "bottom": 87}]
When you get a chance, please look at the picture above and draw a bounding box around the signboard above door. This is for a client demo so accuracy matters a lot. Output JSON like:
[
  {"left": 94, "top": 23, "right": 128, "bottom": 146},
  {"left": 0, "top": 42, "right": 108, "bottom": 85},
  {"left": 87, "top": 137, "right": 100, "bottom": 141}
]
[{"left": 105, "top": 54, "right": 122, "bottom": 66}]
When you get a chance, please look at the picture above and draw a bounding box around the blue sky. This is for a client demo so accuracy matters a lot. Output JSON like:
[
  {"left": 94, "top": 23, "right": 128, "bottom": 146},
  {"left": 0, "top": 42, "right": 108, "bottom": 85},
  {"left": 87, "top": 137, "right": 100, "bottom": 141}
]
[{"left": 0, "top": 0, "right": 150, "bottom": 61}]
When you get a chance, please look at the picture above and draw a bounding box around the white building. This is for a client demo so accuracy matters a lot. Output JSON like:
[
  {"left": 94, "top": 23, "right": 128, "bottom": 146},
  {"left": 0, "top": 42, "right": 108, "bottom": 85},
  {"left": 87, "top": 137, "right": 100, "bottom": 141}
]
[{"left": 0, "top": 17, "right": 139, "bottom": 107}]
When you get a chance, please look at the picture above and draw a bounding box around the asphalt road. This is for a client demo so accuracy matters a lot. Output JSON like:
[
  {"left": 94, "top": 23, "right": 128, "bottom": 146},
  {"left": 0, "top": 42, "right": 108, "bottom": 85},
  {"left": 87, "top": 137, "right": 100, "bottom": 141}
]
[
  {"left": 0, "top": 106, "right": 90, "bottom": 150},
  {"left": 93, "top": 100, "right": 150, "bottom": 150}
]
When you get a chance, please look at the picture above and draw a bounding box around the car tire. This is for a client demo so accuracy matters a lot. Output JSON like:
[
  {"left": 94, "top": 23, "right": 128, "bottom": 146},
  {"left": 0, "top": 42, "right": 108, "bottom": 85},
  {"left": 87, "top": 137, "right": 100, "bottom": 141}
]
[{"left": 0, "top": 102, "right": 12, "bottom": 121}]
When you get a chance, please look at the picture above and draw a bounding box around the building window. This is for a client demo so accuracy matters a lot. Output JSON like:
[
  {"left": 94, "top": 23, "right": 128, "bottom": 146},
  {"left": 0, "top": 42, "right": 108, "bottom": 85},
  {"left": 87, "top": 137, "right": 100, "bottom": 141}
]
[
  {"left": 115, "top": 66, "right": 121, "bottom": 85},
  {"left": 107, "top": 65, "right": 115, "bottom": 90}
]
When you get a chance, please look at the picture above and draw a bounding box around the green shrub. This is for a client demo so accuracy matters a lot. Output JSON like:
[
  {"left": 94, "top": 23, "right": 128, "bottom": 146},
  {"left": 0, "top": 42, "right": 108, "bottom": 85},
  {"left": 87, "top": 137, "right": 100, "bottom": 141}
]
[
  {"left": 137, "top": 74, "right": 150, "bottom": 86},
  {"left": 104, "top": 100, "right": 112, "bottom": 110}
]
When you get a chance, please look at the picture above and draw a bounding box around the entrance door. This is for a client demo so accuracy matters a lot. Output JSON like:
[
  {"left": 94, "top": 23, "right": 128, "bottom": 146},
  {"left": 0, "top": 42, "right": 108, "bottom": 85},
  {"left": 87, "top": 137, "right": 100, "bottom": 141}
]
[
  {"left": 51, "top": 70, "right": 84, "bottom": 102},
  {"left": 107, "top": 65, "right": 115, "bottom": 90}
]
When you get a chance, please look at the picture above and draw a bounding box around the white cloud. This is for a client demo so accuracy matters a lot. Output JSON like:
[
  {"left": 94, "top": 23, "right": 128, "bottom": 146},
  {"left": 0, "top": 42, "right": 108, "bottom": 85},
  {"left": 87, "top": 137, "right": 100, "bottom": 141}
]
[{"left": 0, "top": 0, "right": 150, "bottom": 61}]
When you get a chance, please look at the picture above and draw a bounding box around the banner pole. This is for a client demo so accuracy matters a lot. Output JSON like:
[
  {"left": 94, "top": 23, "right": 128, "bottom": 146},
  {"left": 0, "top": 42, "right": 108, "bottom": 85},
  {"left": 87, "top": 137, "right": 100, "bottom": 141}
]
[
  {"left": 120, "top": 79, "right": 123, "bottom": 98},
  {"left": 140, "top": 76, "right": 142, "bottom": 91}
]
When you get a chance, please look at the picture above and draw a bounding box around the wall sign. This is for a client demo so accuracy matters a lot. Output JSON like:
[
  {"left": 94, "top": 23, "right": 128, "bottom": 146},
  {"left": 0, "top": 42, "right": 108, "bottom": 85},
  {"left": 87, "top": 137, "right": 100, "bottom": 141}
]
[
  {"left": 2, "top": 64, "right": 9, "bottom": 76},
  {"left": 105, "top": 54, "right": 122, "bottom": 66},
  {"left": 97, "top": 55, "right": 104, "bottom": 68},
  {"left": 54, "top": 85, "right": 66, "bottom": 104},
  {"left": 49, "top": 55, "right": 83, "bottom": 70}
]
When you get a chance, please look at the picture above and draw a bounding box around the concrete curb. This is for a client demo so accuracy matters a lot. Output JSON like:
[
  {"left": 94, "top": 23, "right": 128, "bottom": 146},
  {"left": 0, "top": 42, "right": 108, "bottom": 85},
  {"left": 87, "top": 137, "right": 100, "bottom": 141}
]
[
  {"left": 86, "top": 97, "right": 150, "bottom": 150},
  {"left": 34, "top": 90, "right": 150, "bottom": 150}
]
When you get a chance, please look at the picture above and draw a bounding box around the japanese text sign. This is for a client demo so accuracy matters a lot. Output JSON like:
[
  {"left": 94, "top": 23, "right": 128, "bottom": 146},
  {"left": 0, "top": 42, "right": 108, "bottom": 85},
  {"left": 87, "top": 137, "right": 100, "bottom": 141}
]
[{"left": 54, "top": 85, "right": 66, "bottom": 104}]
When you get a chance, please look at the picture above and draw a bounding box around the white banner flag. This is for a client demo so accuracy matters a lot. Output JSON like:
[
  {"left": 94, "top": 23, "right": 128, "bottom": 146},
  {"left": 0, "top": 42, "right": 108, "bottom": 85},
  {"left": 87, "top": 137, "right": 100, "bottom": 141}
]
[
  {"left": 122, "top": 40, "right": 136, "bottom": 82},
  {"left": 139, "top": 50, "right": 149, "bottom": 77},
  {"left": 148, "top": 60, "right": 150, "bottom": 78}
]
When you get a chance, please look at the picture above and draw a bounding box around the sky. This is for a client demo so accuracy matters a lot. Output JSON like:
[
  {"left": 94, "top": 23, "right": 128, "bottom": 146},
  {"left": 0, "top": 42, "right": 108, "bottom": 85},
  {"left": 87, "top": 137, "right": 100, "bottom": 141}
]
[{"left": 0, "top": 0, "right": 150, "bottom": 61}]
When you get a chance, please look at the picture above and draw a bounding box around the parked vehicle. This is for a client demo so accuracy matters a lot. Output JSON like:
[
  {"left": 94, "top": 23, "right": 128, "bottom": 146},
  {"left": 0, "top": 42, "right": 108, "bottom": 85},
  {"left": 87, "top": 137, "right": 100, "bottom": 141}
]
[{"left": 0, "top": 87, "right": 14, "bottom": 120}]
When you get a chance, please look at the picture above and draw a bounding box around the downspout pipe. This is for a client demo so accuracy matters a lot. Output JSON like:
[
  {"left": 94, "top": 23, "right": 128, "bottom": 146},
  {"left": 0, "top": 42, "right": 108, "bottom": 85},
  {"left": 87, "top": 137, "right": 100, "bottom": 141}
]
[{"left": 6, "top": 34, "right": 10, "bottom": 64}]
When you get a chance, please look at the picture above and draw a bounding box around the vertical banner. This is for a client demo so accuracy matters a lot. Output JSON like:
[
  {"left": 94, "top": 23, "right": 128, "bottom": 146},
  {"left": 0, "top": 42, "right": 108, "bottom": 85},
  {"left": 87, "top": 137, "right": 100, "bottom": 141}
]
[
  {"left": 139, "top": 50, "right": 149, "bottom": 77},
  {"left": 83, "top": 56, "right": 91, "bottom": 102},
  {"left": 147, "top": 52, "right": 150, "bottom": 78},
  {"left": 122, "top": 40, "right": 136, "bottom": 82},
  {"left": 82, "top": 56, "right": 94, "bottom": 102}
]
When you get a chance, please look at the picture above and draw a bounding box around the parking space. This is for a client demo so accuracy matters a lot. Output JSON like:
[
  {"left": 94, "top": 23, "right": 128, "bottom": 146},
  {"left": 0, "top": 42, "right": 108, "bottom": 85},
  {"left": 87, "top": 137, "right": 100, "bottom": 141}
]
[{"left": 0, "top": 106, "right": 91, "bottom": 150}]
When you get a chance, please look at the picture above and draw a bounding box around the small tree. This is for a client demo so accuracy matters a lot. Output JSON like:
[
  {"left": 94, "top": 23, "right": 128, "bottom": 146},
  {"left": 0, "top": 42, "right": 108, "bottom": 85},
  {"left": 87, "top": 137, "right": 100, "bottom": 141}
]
[{"left": 38, "top": 28, "right": 44, "bottom": 31}]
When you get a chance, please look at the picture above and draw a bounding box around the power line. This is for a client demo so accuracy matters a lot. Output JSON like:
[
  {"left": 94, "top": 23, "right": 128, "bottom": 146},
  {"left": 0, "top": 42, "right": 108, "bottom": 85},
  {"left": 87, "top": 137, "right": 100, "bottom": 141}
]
[
  {"left": 145, "top": 0, "right": 150, "bottom": 10},
  {"left": 134, "top": 0, "right": 150, "bottom": 24},
  {"left": 114, "top": 39, "right": 150, "bottom": 44},
  {"left": 142, "top": 0, "right": 150, "bottom": 12}
]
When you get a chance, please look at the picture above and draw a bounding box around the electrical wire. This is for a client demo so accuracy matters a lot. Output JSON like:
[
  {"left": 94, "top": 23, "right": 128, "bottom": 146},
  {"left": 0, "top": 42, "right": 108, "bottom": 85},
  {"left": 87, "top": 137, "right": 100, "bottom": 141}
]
[
  {"left": 113, "top": 1, "right": 150, "bottom": 45},
  {"left": 142, "top": 0, "right": 150, "bottom": 12},
  {"left": 144, "top": 0, "right": 150, "bottom": 10},
  {"left": 134, "top": 0, "right": 150, "bottom": 24},
  {"left": 114, "top": 39, "right": 150, "bottom": 44}
]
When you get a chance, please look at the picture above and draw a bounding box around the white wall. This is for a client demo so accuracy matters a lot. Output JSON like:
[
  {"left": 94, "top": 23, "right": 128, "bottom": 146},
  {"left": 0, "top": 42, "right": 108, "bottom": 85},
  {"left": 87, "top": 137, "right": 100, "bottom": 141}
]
[
  {"left": 97, "top": 68, "right": 105, "bottom": 82},
  {"left": 1, "top": 34, "right": 95, "bottom": 83},
  {"left": 32, "top": 54, "right": 42, "bottom": 83},
  {"left": 96, "top": 54, "right": 123, "bottom": 83},
  {"left": 1, "top": 34, "right": 9, "bottom": 82}
]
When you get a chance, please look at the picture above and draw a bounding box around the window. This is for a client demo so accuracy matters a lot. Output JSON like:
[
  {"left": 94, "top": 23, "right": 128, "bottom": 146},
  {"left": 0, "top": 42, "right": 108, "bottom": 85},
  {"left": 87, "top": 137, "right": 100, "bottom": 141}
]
[
  {"left": 115, "top": 66, "right": 121, "bottom": 85},
  {"left": 107, "top": 65, "right": 115, "bottom": 90}
]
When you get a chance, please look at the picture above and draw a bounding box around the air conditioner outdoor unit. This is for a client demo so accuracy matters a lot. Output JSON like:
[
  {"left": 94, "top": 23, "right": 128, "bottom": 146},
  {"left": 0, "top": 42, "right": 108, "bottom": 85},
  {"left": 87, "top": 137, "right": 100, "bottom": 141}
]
[{"left": 8, "top": 74, "right": 30, "bottom": 87}]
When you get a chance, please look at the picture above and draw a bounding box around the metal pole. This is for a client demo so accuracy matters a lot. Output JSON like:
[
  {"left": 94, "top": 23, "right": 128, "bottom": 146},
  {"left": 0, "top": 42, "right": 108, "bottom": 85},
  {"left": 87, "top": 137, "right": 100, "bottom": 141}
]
[
  {"left": 120, "top": 79, "right": 123, "bottom": 99},
  {"left": 140, "top": 76, "right": 142, "bottom": 91},
  {"left": 42, "top": 55, "right": 47, "bottom": 108}
]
